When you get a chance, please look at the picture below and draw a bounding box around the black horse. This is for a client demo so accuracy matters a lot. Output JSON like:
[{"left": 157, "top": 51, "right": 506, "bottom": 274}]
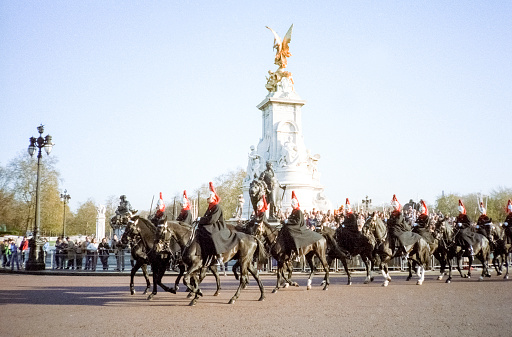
[
  {"left": 484, "top": 224, "right": 510, "bottom": 279},
  {"left": 365, "top": 213, "right": 430, "bottom": 286},
  {"left": 256, "top": 221, "right": 330, "bottom": 292},
  {"left": 434, "top": 219, "right": 491, "bottom": 283},
  {"left": 120, "top": 226, "right": 152, "bottom": 295},
  {"left": 162, "top": 224, "right": 267, "bottom": 306},
  {"left": 154, "top": 220, "right": 223, "bottom": 296},
  {"left": 123, "top": 216, "right": 174, "bottom": 300},
  {"left": 321, "top": 226, "right": 371, "bottom": 285}
]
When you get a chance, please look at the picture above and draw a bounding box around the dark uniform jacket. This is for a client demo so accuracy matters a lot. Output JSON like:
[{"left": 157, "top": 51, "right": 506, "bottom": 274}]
[
  {"left": 413, "top": 214, "right": 435, "bottom": 244},
  {"left": 336, "top": 213, "right": 367, "bottom": 252},
  {"left": 387, "top": 210, "right": 420, "bottom": 247},
  {"left": 455, "top": 213, "right": 478, "bottom": 246},
  {"left": 504, "top": 213, "right": 512, "bottom": 245},
  {"left": 280, "top": 208, "right": 323, "bottom": 252},
  {"left": 197, "top": 204, "right": 239, "bottom": 258},
  {"left": 176, "top": 209, "right": 193, "bottom": 225}
]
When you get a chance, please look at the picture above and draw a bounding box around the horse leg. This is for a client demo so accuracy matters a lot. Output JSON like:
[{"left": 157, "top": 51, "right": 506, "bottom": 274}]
[
  {"left": 183, "top": 261, "right": 203, "bottom": 305},
  {"left": 305, "top": 254, "right": 315, "bottom": 290},
  {"left": 141, "top": 263, "right": 151, "bottom": 295},
  {"left": 339, "top": 255, "right": 352, "bottom": 285},
  {"left": 147, "top": 263, "right": 160, "bottom": 300},
  {"left": 247, "top": 262, "right": 265, "bottom": 301},
  {"left": 467, "top": 255, "right": 473, "bottom": 278},
  {"left": 505, "top": 254, "right": 510, "bottom": 280},
  {"left": 171, "top": 263, "right": 185, "bottom": 294},
  {"left": 229, "top": 258, "right": 251, "bottom": 304},
  {"left": 232, "top": 261, "right": 240, "bottom": 280},
  {"left": 209, "top": 265, "right": 221, "bottom": 296},
  {"left": 406, "top": 260, "right": 413, "bottom": 281},
  {"left": 380, "top": 256, "right": 392, "bottom": 287},
  {"left": 273, "top": 261, "right": 285, "bottom": 293},
  {"left": 416, "top": 265, "right": 425, "bottom": 285},
  {"left": 317, "top": 253, "right": 330, "bottom": 290},
  {"left": 129, "top": 261, "right": 141, "bottom": 295}
]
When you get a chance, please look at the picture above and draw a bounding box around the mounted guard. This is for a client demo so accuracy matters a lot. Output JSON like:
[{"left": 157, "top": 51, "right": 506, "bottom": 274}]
[{"left": 176, "top": 190, "right": 193, "bottom": 225}]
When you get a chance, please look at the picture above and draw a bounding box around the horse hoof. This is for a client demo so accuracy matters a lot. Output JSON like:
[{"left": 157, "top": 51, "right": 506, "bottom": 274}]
[
  {"left": 347, "top": 281, "right": 352, "bottom": 286},
  {"left": 363, "top": 280, "right": 369, "bottom": 284},
  {"left": 382, "top": 281, "right": 389, "bottom": 287},
  {"left": 228, "top": 299, "right": 235, "bottom": 304},
  {"left": 485, "top": 274, "right": 491, "bottom": 278},
  {"left": 446, "top": 279, "right": 451, "bottom": 284},
  {"left": 189, "top": 299, "right": 197, "bottom": 306},
  {"left": 437, "top": 275, "right": 443, "bottom": 281},
  {"left": 320, "top": 280, "right": 326, "bottom": 286},
  {"left": 406, "top": 276, "right": 411, "bottom": 281},
  {"left": 479, "top": 276, "right": 484, "bottom": 281},
  {"left": 170, "top": 288, "right": 176, "bottom": 294},
  {"left": 197, "top": 290, "right": 203, "bottom": 297},
  {"left": 258, "top": 296, "right": 265, "bottom": 301},
  {"left": 147, "top": 294, "right": 154, "bottom": 301},
  {"left": 323, "top": 285, "right": 328, "bottom": 291},
  {"left": 213, "top": 291, "right": 219, "bottom": 297},
  {"left": 284, "top": 283, "right": 289, "bottom": 288},
  {"left": 272, "top": 288, "right": 278, "bottom": 294},
  {"left": 370, "top": 277, "right": 374, "bottom": 282},
  {"left": 416, "top": 280, "right": 423, "bottom": 285},
  {"left": 307, "top": 285, "right": 311, "bottom": 290},
  {"left": 497, "top": 271, "right": 502, "bottom": 276},
  {"left": 505, "top": 275, "right": 509, "bottom": 280},
  {"left": 294, "top": 282, "right": 299, "bottom": 287},
  {"left": 130, "top": 290, "right": 135, "bottom": 295}
]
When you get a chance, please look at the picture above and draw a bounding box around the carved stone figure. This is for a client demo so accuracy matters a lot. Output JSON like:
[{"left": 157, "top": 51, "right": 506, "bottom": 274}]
[
  {"left": 279, "top": 136, "right": 299, "bottom": 167},
  {"left": 245, "top": 145, "right": 262, "bottom": 182},
  {"left": 97, "top": 204, "right": 106, "bottom": 217},
  {"left": 234, "top": 194, "right": 245, "bottom": 219}
]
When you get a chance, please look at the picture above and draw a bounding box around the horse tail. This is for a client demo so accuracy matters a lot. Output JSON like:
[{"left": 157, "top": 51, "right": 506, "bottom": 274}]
[
  {"left": 255, "top": 237, "right": 268, "bottom": 262},
  {"left": 420, "top": 239, "right": 431, "bottom": 269}
]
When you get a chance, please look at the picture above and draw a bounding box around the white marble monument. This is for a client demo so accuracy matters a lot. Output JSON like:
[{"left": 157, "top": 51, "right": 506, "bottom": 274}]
[
  {"left": 241, "top": 25, "right": 332, "bottom": 219},
  {"left": 96, "top": 204, "right": 106, "bottom": 240}
]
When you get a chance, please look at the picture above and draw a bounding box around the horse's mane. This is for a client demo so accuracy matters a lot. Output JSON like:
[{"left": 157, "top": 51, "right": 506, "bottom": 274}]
[{"left": 137, "top": 217, "right": 157, "bottom": 235}]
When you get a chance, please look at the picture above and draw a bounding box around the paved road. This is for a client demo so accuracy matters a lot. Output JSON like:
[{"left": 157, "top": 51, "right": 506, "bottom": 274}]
[{"left": 0, "top": 270, "right": 511, "bottom": 336}]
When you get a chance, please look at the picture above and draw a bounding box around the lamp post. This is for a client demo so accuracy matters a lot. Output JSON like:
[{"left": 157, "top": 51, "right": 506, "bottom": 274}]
[
  {"left": 362, "top": 195, "right": 372, "bottom": 213},
  {"left": 26, "top": 124, "right": 54, "bottom": 270},
  {"left": 60, "top": 190, "right": 71, "bottom": 238}
]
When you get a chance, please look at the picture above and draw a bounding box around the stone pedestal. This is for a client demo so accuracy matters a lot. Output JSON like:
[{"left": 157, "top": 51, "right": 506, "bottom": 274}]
[
  {"left": 96, "top": 205, "right": 106, "bottom": 239},
  {"left": 242, "top": 79, "right": 332, "bottom": 218}
]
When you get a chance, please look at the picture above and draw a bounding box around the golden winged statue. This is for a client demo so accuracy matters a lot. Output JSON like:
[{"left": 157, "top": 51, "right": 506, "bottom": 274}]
[{"left": 266, "top": 24, "right": 293, "bottom": 69}]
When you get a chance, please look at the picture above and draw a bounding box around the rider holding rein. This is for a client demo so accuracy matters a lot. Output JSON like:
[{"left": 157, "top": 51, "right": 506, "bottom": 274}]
[
  {"left": 280, "top": 191, "right": 323, "bottom": 257},
  {"left": 454, "top": 199, "right": 477, "bottom": 256},
  {"left": 197, "top": 182, "right": 238, "bottom": 265},
  {"left": 244, "top": 195, "right": 270, "bottom": 235},
  {"left": 176, "top": 190, "right": 193, "bottom": 225},
  {"left": 150, "top": 192, "right": 166, "bottom": 225},
  {"left": 503, "top": 200, "right": 512, "bottom": 243},
  {"left": 413, "top": 200, "right": 435, "bottom": 244},
  {"left": 337, "top": 198, "right": 364, "bottom": 255},
  {"left": 387, "top": 194, "right": 411, "bottom": 258},
  {"left": 476, "top": 201, "right": 493, "bottom": 241}
]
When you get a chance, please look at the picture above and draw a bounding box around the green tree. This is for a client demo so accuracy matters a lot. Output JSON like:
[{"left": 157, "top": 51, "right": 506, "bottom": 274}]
[
  {"left": 434, "top": 193, "right": 460, "bottom": 217},
  {"left": 68, "top": 199, "right": 97, "bottom": 236},
  {"left": 487, "top": 187, "right": 512, "bottom": 222}
]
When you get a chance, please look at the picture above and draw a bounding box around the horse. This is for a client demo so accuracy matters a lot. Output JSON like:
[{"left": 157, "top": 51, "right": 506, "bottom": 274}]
[
  {"left": 365, "top": 212, "right": 430, "bottom": 286},
  {"left": 408, "top": 219, "right": 441, "bottom": 281},
  {"left": 154, "top": 220, "right": 223, "bottom": 297},
  {"left": 160, "top": 224, "right": 267, "bottom": 306},
  {"left": 486, "top": 224, "right": 511, "bottom": 279},
  {"left": 434, "top": 219, "right": 491, "bottom": 283},
  {"left": 321, "top": 226, "right": 372, "bottom": 285},
  {"left": 123, "top": 216, "right": 174, "bottom": 300},
  {"left": 256, "top": 221, "right": 330, "bottom": 292},
  {"left": 120, "top": 226, "right": 152, "bottom": 296}
]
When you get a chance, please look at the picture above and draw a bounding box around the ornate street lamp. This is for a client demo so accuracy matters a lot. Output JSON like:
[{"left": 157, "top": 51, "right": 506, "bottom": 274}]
[
  {"left": 60, "top": 190, "right": 71, "bottom": 238},
  {"left": 26, "top": 124, "right": 54, "bottom": 271}
]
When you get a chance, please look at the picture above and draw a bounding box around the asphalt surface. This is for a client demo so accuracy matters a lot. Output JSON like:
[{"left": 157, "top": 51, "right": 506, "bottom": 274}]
[{"left": 1, "top": 269, "right": 511, "bottom": 337}]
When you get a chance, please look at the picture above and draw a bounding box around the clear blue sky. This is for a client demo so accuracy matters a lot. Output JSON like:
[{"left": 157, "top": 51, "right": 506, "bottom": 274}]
[{"left": 1, "top": 1, "right": 511, "bottom": 211}]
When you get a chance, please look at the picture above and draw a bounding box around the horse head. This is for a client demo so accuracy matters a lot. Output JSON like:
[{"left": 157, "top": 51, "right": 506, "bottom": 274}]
[
  {"left": 154, "top": 218, "right": 173, "bottom": 254},
  {"left": 121, "top": 217, "right": 141, "bottom": 245}
]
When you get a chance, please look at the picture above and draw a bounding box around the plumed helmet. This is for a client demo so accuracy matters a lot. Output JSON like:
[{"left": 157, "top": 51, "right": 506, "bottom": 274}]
[
  {"left": 291, "top": 191, "right": 300, "bottom": 210},
  {"left": 208, "top": 182, "right": 220, "bottom": 206},
  {"left": 345, "top": 198, "right": 353, "bottom": 215},
  {"left": 391, "top": 194, "right": 401, "bottom": 211},
  {"left": 458, "top": 199, "right": 466, "bottom": 215},
  {"left": 479, "top": 201, "right": 486, "bottom": 215},
  {"left": 257, "top": 195, "right": 268, "bottom": 212},
  {"left": 419, "top": 199, "right": 428, "bottom": 215}
]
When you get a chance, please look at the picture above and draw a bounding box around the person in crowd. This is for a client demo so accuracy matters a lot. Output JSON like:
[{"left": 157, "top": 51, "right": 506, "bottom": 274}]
[
  {"left": 82, "top": 237, "right": 90, "bottom": 270},
  {"left": 0, "top": 239, "right": 5, "bottom": 268},
  {"left": 111, "top": 234, "right": 125, "bottom": 272},
  {"left": 59, "top": 237, "right": 68, "bottom": 269},
  {"left": 53, "top": 237, "right": 62, "bottom": 269},
  {"left": 3, "top": 239, "right": 12, "bottom": 268},
  {"left": 75, "top": 239, "right": 83, "bottom": 270},
  {"left": 279, "top": 191, "right": 323, "bottom": 258},
  {"left": 10, "top": 239, "right": 20, "bottom": 270},
  {"left": 86, "top": 238, "right": 99, "bottom": 271},
  {"left": 66, "top": 237, "right": 75, "bottom": 270},
  {"left": 19, "top": 237, "right": 28, "bottom": 267},
  {"left": 176, "top": 190, "right": 193, "bottom": 225},
  {"left": 196, "top": 182, "right": 239, "bottom": 266},
  {"left": 98, "top": 237, "right": 111, "bottom": 271},
  {"left": 42, "top": 238, "right": 49, "bottom": 265}
]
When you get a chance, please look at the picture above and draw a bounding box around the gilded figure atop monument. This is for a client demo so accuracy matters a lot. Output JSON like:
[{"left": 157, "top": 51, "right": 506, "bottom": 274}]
[{"left": 265, "top": 24, "right": 295, "bottom": 93}]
